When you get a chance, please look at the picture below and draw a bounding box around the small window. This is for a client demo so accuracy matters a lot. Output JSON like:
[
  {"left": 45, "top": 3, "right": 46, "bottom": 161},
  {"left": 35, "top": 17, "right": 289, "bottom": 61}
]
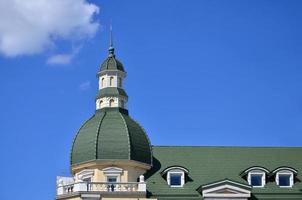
[
  {"left": 242, "top": 167, "right": 268, "bottom": 188},
  {"left": 118, "top": 77, "right": 122, "bottom": 87},
  {"left": 273, "top": 167, "right": 297, "bottom": 188},
  {"left": 109, "top": 99, "right": 114, "bottom": 107},
  {"left": 101, "top": 78, "right": 105, "bottom": 88},
  {"left": 110, "top": 76, "right": 114, "bottom": 86},
  {"left": 163, "top": 166, "right": 188, "bottom": 187},
  {"left": 120, "top": 100, "right": 124, "bottom": 108},
  {"left": 107, "top": 176, "right": 117, "bottom": 183},
  {"left": 99, "top": 100, "right": 103, "bottom": 108},
  {"left": 170, "top": 173, "right": 182, "bottom": 186},
  {"left": 107, "top": 176, "right": 117, "bottom": 192},
  {"left": 250, "top": 174, "right": 263, "bottom": 187},
  {"left": 278, "top": 174, "right": 291, "bottom": 187}
]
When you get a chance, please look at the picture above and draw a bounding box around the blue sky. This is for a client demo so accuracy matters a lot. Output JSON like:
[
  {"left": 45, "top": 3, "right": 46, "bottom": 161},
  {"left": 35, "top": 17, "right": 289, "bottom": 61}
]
[{"left": 0, "top": 0, "right": 302, "bottom": 199}]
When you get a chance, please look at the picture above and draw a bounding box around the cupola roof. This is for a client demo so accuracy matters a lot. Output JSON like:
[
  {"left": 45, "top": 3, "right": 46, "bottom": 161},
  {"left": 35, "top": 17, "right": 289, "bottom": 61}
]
[
  {"left": 71, "top": 108, "right": 152, "bottom": 167},
  {"left": 99, "top": 26, "right": 125, "bottom": 72}
]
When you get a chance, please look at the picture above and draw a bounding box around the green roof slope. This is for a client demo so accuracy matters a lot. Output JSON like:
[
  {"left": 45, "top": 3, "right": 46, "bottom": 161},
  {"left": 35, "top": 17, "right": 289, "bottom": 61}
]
[
  {"left": 146, "top": 146, "right": 302, "bottom": 200},
  {"left": 96, "top": 87, "right": 127, "bottom": 99},
  {"left": 71, "top": 108, "right": 152, "bottom": 166},
  {"left": 100, "top": 56, "right": 124, "bottom": 72}
]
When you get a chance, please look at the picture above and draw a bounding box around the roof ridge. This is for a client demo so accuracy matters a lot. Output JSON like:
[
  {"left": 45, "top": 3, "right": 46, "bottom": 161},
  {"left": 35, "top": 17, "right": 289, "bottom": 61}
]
[
  {"left": 128, "top": 115, "right": 153, "bottom": 166},
  {"left": 95, "top": 111, "right": 107, "bottom": 159},
  {"left": 119, "top": 112, "right": 131, "bottom": 160},
  {"left": 70, "top": 114, "right": 95, "bottom": 169}
]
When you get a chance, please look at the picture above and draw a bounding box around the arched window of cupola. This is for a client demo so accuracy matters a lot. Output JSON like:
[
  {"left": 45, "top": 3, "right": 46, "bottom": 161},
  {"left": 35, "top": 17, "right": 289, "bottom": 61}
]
[
  {"left": 99, "top": 100, "right": 103, "bottom": 108},
  {"left": 109, "top": 99, "right": 115, "bottom": 107},
  {"left": 118, "top": 77, "right": 122, "bottom": 87},
  {"left": 101, "top": 78, "right": 105, "bottom": 88},
  {"left": 110, "top": 76, "right": 114, "bottom": 86},
  {"left": 120, "top": 100, "right": 124, "bottom": 108}
]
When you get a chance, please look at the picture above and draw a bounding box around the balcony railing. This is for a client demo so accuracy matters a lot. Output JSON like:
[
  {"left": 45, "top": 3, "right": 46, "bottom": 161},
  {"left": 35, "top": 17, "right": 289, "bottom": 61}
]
[{"left": 57, "top": 182, "right": 146, "bottom": 196}]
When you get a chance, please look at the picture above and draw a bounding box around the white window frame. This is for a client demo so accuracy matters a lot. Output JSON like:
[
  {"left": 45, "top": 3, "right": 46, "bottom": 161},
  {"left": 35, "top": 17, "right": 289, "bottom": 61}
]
[
  {"left": 275, "top": 170, "right": 294, "bottom": 188},
  {"left": 164, "top": 167, "right": 188, "bottom": 187},
  {"left": 247, "top": 170, "right": 266, "bottom": 188},
  {"left": 102, "top": 167, "right": 123, "bottom": 183},
  {"left": 167, "top": 171, "right": 184, "bottom": 187}
]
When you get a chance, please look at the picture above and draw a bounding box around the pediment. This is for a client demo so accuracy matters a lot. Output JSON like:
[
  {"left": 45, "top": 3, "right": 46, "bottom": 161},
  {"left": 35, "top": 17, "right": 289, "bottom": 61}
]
[
  {"left": 102, "top": 167, "right": 123, "bottom": 174},
  {"left": 201, "top": 179, "right": 251, "bottom": 198},
  {"left": 214, "top": 188, "right": 240, "bottom": 194}
]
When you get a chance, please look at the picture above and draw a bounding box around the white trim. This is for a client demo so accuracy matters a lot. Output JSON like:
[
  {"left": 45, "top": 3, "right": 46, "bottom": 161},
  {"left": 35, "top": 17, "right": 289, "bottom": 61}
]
[
  {"left": 244, "top": 167, "right": 269, "bottom": 174},
  {"left": 275, "top": 170, "right": 294, "bottom": 188},
  {"left": 247, "top": 170, "right": 266, "bottom": 188},
  {"left": 102, "top": 167, "right": 123, "bottom": 174},
  {"left": 76, "top": 169, "right": 94, "bottom": 181},
  {"left": 102, "top": 167, "right": 123, "bottom": 182},
  {"left": 202, "top": 184, "right": 251, "bottom": 198},
  {"left": 167, "top": 169, "right": 185, "bottom": 187},
  {"left": 272, "top": 167, "right": 297, "bottom": 174},
  {"left": 202, "top": 180, "right": 251, "bottom": 189},
  {"left": 163, "top": 166, "right": 189, "bottom": 174}
]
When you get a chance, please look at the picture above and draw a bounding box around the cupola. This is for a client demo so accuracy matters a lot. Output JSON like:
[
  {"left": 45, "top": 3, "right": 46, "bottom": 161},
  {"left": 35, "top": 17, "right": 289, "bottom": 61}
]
[{"left": 70, "top": 28, "right": 152, "bottom": 175}]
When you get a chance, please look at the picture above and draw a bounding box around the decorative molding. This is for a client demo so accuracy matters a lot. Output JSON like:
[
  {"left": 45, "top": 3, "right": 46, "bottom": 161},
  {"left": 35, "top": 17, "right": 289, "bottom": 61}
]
[
  {"left": 272, "top": 167, "right": 298, "bottom": 174},
  {"left": 76, "top": 169, "right": 94, "bottom": 181},
  {"left": 102, "top": 167, "right": 123, "bottom": 174},
  {"left": 163, "top": 166, "right": 189, "bottom": 174},
  {"left": 202, "top": 180, "right": 251, "bottom": 199}
]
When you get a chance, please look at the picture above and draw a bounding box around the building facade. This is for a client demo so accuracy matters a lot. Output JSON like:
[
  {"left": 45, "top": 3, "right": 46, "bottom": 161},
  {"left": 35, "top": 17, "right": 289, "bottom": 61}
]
[{"left": 56, "top": 36, "right": 302, "bottom": 200}]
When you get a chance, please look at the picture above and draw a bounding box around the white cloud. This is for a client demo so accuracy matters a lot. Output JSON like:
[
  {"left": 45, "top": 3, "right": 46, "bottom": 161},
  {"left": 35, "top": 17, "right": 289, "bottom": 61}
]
[
  {"left": 79, "top": 81, "right": 91, "bottom": 91},
  {"left": 0, "top": 0, "right": 99, "bottom": 57},
  {"left": 47, "top": 53, "right": 74, "bottom": 65},
  {"left": 47, "top": 46, "right": 80, "bottom": 65}
]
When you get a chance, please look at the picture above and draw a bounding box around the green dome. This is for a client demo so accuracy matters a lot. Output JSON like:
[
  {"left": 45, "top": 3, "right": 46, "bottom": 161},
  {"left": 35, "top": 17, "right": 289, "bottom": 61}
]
[
  {"left": 100, "top": 56, "right": 125, "bottom": 72},
  {"left": 71, "top": 108, "right": 152, "bottom": 166}
]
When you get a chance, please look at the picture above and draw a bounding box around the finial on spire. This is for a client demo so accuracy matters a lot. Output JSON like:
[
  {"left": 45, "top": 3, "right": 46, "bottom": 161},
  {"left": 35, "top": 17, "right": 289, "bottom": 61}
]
[{"left": 108, "top": 23, "right": 115, "bottom": 57}]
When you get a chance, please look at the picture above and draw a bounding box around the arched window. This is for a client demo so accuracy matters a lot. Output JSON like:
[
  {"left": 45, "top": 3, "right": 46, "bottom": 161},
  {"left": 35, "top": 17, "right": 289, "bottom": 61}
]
[
  {"left": 109, "top": 99, "right": 115, "bottom": 107},
  {"left": 118, "top": 77, "right": 122, "bottom": 87},
  {"left": 101, "top": 78, "right": 105, "bottom": 88},
  {"left": 110, "top": 76, "right": 114, "bottom": 86},
  {"left": 273, "top": 167, "right": 297, "bottom": 187},
  {"left": 162, "top": 166, "right": 189, "bottom": 187},
  {"left": 242, "top": 167, "right": 269, "bottom": 187},
  {"left": 99, "top": 100, "right": 103, "bottom": 108},
  {"left": 120, "top": 100, "right": 124, "bottom": 108}
]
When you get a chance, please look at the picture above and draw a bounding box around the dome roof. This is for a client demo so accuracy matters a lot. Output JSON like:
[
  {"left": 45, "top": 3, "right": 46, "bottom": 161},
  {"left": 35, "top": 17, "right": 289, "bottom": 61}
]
[
  {"left": 71, "top": 108, "right": 152, "bottom": 166},
  {"left": 100, "top": 56, "right": 125, "bottom": 72}
]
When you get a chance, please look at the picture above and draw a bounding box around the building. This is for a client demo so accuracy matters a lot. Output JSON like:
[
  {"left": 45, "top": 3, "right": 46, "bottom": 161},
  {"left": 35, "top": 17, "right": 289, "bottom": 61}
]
[{"left": 56, "top": 33, "right": 302, "bottom": 200}]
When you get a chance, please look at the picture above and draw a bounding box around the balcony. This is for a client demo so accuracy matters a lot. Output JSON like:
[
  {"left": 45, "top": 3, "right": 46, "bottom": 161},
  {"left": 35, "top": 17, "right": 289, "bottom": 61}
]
[{"left": 56, "top": 181, "right": 147, "bottom": 199}]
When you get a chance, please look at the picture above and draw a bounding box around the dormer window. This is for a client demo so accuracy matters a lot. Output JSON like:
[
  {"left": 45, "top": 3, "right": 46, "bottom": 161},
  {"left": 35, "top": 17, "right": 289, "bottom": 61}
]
[
  {"left": 273, "top": 167, "right": 297, "bottom": 188},
  {"left": 278, "top": 174, "right": 291, "bottom": 187},
  {"left": 241, "top": 167, "right": 269, "bottom": 188},
  {"left": 162, "top": 166, "right": 189, "bottom": 187},
  {"left": 170, "top": 173, "right": 182, "bottom": 186},
  {"left": 249, "top": 173, "right": 264, "bottom": 187}
]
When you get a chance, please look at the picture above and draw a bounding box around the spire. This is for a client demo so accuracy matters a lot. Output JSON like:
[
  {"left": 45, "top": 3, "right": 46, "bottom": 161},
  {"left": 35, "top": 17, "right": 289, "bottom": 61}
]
[{"left": 108, "top": 24, "right": 115, "bottom": 57}]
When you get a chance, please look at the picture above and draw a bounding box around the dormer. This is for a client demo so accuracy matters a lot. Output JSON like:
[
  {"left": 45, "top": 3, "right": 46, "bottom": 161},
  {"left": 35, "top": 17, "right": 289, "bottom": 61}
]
[
  {"left": 272, "top": 167, "right": 297, "bottom": 188},
  {"left": 162, "top": 166, "right": 189, "bottom": 187},
  {"left": 241, "top": 167, "right": 269, "bottom": 187}
]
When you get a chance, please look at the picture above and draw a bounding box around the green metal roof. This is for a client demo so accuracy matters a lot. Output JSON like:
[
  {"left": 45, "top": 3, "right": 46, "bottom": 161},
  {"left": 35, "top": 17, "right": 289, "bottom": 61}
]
[
  {"left": 146, "top": 146, "right": 302, "bottom": 199},
  {"left": 71, "top": 108, "right": 152, "bottom": 166},
  {"left": 100, "top": 56, "right": 124, "bottom": 72},
  {"left": 96, "top": 87, "right": 128, "bottom": 99}
]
